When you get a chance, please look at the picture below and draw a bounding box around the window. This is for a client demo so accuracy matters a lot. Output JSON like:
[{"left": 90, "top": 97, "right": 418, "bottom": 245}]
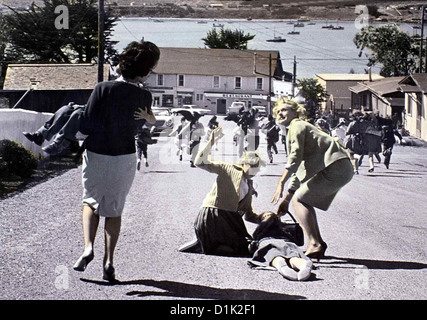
[
  {"left": 256, "top": 77, "right": 263, "bottom": 90},
  {"left": 196, "top": 94, "right": 204, "bottom": 101},
  {"left": 407, "top": 94, "right": 413, "bottom": 116},
  {"left": 235, "top": 77, "right": 241, "bottom": 89},
  {"left": 157, "top": 74, "right": 163, "bottom": 86},
  {"left": 416, "top": 93, "right": 423, "bottom": 118},
  {"left": 183, "top": 96, "right": 193, "bottom": 105},
  {"left": 213, "top": 76, "right": 220, "bottom": 88},
  {"left": 162, "top": 95, "right": 174, "bottom": 108},
  {"left": 178, "top": 75, "right": 185, "bottom": 87}
]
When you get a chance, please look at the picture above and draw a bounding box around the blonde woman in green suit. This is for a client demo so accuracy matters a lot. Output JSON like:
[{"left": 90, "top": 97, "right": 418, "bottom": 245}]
[{"left": 271, "top": 98, "right": 353, "bottom": 261}]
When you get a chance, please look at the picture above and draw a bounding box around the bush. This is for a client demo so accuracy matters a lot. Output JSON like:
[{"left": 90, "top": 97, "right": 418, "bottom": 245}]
[{"left": 0, "top": 139, "right": 38, "bottom": 179}]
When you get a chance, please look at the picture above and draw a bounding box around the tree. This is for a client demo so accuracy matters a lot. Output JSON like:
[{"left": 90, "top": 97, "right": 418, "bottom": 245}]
[
  {"left": 3, "top": 0, "right": 117, "bottom": 64},
  {"left": 297, "top": 78, "right": 328, "bottom": 121},
  {"left": 354, "top": 25, "right": 417, "bottom": 77},
  {"left": 202, "top": 27, "right": 255, "bottom": 50}
]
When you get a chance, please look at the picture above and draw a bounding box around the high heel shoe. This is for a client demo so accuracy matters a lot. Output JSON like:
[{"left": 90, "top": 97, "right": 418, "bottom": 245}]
[
  {"left": 103, "top": 263, "right": 116, "bottom": 282},
  {"left": 305, "top": 242, "right": 328, "bottom": 262},
  {"left": 73, "top": 252, "right": 94, "bottom": 272}
]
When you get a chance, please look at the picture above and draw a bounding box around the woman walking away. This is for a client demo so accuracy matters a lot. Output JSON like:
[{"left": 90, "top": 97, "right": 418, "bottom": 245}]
[
  {"left": 271, "top": 98, "right": 353, "bottom": 261},
  {"left": 179, "top": 127, "right": 266, "bottom": 256},
  {"left": 73, "top": 41, "right": 159, "bottom": 282}
]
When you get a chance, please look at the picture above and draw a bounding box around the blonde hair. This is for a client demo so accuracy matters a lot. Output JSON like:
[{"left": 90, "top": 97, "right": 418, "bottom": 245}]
[
  {"left": 273, "top": 97, "right": 307, "bottom": 120},
  {"left": 235, "top": 151, "right": 267, "bottom": 168}
]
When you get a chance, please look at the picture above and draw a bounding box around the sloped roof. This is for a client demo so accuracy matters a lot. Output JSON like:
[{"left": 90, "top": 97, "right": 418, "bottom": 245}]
[
  {"left": 349, "top": 76, "right": 406, "bottom": 96},
  {"left": 316, "top": 73, "right": 384, "bottom": 81},
  {"left": 154, "top": 47, "right": 287, "bottom": 78},
  {"left": 399, "top": 73, "right": 427, "bottom": 93},
  {"left": 3, "top": 63, "right": 110, "bottom": 90}
]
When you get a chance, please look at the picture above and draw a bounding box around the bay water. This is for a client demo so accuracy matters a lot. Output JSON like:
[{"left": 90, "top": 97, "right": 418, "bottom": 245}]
[{"left": 112, "top": 17, "right": 420, "bottom": 79}]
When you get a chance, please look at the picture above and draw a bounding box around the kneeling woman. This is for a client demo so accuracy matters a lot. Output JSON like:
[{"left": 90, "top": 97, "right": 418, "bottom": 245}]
[
  {"left": 179, "top": 127, "right": 266, "bottom": 256},
  {"left": 271, "top": 98, "right": 353, "bottom": 261}
]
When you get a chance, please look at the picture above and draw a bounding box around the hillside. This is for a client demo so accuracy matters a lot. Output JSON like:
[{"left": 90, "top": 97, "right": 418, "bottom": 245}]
[{"left": 1, "top": 0, "right": 425, "bottom": 22}]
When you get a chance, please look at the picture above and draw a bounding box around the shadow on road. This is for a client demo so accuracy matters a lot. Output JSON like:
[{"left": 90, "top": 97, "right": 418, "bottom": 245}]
[
  {"left": 80, "top": 278, "right": 306, "bottom": 300},
  {"left": 316, "top": 256, "right": 427, "bottom": 270}
]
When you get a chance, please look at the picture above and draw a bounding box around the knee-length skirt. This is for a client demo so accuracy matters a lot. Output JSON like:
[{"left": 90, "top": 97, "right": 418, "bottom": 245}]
[
  {"left": 295, "top": 158, "right": 353, "bottom": 211},
  {"left": 82, "top": 150, "right": 136, "bottom": 217},
  {"left": 194, "top": 207, "right": 252, "bottom": 256}
]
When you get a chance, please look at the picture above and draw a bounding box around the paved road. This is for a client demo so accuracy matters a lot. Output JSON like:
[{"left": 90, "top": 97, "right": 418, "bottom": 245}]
[{"left": 1, "top": 116, "right": 426, "bottom": 303}]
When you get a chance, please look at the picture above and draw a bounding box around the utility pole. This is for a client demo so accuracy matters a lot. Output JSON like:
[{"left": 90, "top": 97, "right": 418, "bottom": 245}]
[
  {"left": 424, "top": 6, "right": 427, "bottom": 73},
  {"left": 98, "top": 0, "right": 105, "bottom": 83},
  {"left": 292, "top": 56, "right": 297, "bottom": 97},
  {"left": 268, "top": 54, "right": 272, "bottom": 114},
  {"left": 420, "top": 5, "right": 425, "bottom": 73},
  {"left": 253, "top": 52, "right": 277, "bottom": 115}
]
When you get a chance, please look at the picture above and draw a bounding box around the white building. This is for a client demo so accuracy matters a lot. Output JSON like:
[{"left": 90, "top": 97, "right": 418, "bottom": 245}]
[
  {"left": 399, "top": 73, "right": 427, "bottom": 142},
  {"left": 145, "top": 47, "right": 291, "bottom": 114}
]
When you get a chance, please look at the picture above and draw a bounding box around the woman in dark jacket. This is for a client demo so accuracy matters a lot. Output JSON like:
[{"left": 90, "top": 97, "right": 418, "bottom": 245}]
[{"left": 73, "top": 41, "right": 159, "bottom": 282}]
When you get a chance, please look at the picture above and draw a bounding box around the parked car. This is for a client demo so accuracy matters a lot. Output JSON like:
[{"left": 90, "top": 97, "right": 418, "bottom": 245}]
[
  {"left": 172, "top": 104, "right": 211, "bottom": 115},
  {"left": 253, "top": 105, "right": 267, "bottom": 116},
  {"left": 227, "top": 101, "right": 246, "bottom": 114},
  {"left": 147, "top": 107, "right": 174, "bottom": 135},
  {"left": 227, "top": 102, "right": 267, "bottom": 117}
]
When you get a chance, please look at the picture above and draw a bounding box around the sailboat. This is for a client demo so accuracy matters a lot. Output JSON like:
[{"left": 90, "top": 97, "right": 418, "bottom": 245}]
[
  {"left": 267, "top": 28, "right": 286, "bottom": 42},
  {"left": 322, "top": 21, "right": 334, "bottom": 29},
  {"left": 331, "top": 20, "right": 344, "bottom": 30},
  {"left": 288, "top": 25, "right": 300, "bottom": 35},
  {"left": 267, "top": 36, "right": 286, "bottom": 42}
]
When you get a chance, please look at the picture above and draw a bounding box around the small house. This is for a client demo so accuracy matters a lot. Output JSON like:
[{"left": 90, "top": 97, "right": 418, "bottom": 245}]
[
  {"left": 315, "top": 73, "right": 383, "bottom": 116},
  {"left": 349, "top": 76, "right": 406, "bottom": 124},
  {"left": 0, "top": 63, "right": 109, "bottom": 113},
  {"left": 398, "top": 73, "right": 427, "bottom": 141}
]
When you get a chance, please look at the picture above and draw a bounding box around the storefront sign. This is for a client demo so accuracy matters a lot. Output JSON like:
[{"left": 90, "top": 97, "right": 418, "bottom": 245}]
[{"left": 204, "top": 93, "right": 267, "bottom": 99}]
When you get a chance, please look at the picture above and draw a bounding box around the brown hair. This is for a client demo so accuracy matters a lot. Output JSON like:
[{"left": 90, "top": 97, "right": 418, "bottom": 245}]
[{"left": 118, "top": 41, "right": 160, "bottom": 79}]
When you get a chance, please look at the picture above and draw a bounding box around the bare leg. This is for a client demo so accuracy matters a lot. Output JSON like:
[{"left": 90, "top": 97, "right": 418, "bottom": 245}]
[
  {"left": 73, "top": 205, "right": 99, "bottom": 271},
  {"left": 288, "top": 257, "right": 306, "bottom": 270},
  {"left": 272, "top": 256, "right": 312, "bottom": 281},
  {"left": 272, "top": 256, "right": 298, "bottom": 281},
  {"left": 289, "top": 257, "right": 313, "bottom": 281},
  {"left": 291, "top": 197, "right": 324, "bottom": 253},
  {"left": 104, "top": 216, "right": 121, "bottom": 267},
  {"left": 82, "top": 205, "right": 99, "bottom": 253},
  {"left": 368, "top": 152, "right": 374, "bottom": 172},
  {"left": 271, "top": 256, "right": 287, "bottom": 269},
  {"left": 350, "top": 153, "right": 359, "bottom": 174}
]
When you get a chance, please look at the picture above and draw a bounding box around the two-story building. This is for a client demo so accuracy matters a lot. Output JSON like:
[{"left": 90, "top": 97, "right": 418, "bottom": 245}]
[
  {"left": 145, "top": 47, "right": 291, "bottom": 114},
  {"left": 0, "top": 48, "right": 291, "bottom": 115}
]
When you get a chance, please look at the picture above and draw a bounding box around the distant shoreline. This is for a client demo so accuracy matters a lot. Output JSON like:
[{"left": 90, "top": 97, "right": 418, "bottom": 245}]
[
  {"left": 117, "top": 16, "right": 419, "bottom": 25},
  {"left": 111, "top": 3, "right": 421, "bottom": 24}
]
